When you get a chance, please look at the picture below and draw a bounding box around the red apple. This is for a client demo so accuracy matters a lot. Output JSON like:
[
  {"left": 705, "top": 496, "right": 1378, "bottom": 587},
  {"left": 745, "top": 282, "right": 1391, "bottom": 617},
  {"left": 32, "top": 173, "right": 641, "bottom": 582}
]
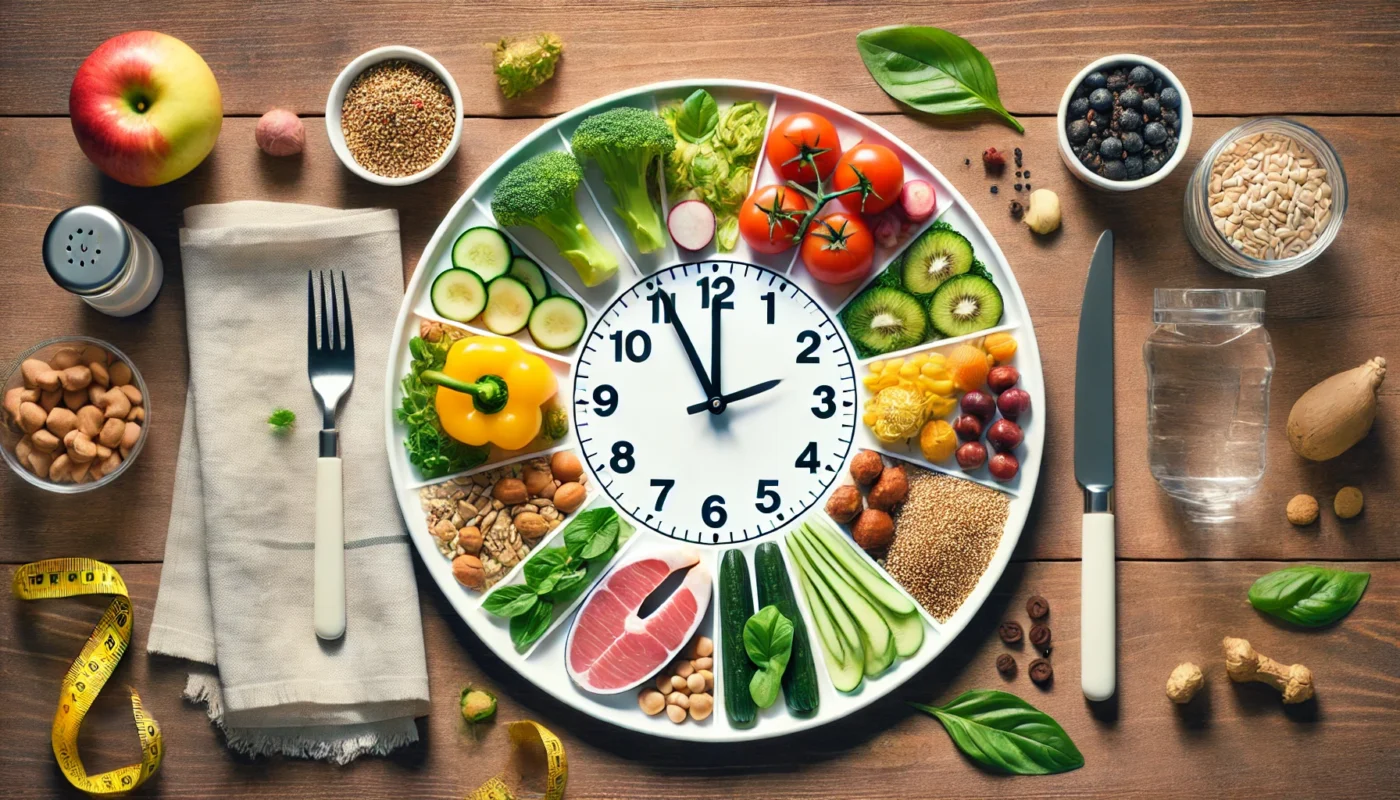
[{"left": 69, "top": 31, "right": 222, "bottom": 186}]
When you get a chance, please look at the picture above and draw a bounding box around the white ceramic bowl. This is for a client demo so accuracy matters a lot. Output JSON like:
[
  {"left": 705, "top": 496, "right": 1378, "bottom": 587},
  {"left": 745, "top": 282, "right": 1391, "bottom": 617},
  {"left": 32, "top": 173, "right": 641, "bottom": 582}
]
[
  {"left": 1056, "top": 54, "right": 1192, "bottom": 192},
  {"left": 325, "top": 46, "right": 464, "bottom": 186}
]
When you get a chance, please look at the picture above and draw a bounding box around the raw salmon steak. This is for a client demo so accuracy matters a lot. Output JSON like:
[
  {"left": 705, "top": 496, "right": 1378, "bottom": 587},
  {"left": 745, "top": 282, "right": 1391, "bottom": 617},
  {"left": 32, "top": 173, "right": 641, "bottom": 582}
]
[{"left": 566, "top": 547, "right": 711, "bottom": 694}]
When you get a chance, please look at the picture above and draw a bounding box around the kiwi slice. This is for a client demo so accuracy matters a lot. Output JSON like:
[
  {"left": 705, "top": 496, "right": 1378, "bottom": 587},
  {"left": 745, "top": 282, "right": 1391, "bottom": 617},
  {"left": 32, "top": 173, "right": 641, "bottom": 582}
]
[
  {"left": 901, "top": 228, "right": 974, "bottom": 294},
  {"left": 842, "top": 286, "right": 928, "bottom": 356},
  {"left": 929, "top": 274, "right": 1004, "bottom": 337}
]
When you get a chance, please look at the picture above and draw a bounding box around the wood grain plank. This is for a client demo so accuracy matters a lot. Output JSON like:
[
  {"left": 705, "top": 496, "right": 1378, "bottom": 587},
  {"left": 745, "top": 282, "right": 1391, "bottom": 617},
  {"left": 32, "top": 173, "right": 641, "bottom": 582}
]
[
  {"left": 2, "top": 560, "right": 1395, "bottom": 799},
  {"left": 1, "top": 0, "right": 1397, "bottom": 118},
  {"left": 3, "top": 115, "right": 1397, "bottom": 563}
]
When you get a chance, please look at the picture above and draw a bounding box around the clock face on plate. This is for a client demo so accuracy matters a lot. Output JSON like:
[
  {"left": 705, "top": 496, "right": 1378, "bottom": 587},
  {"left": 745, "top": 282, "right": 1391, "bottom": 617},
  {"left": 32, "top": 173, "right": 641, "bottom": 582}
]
[{"left": 573, "top": 261, "right": 856, "bottom": 544}]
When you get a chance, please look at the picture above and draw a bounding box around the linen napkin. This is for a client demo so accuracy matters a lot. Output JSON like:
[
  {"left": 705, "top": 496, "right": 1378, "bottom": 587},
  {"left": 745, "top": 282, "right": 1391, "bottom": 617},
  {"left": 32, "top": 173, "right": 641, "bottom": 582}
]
[{"left": 148, "top": 201, "right": 430, "bottom": 763}]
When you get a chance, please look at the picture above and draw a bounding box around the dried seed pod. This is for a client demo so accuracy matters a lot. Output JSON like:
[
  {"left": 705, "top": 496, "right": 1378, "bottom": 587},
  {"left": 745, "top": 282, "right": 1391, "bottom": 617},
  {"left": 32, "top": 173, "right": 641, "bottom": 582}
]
[
  {"left": 998, "top": 620, "right": 1023, "bottom": 644},
  {"left": 1028, "top": 658, "right": 1054, "bottom": 686},
  {"left": 1026, "top": 595, "right": 1049, "bottom": 620},
  {"left": 995, "top": 653, "right": 1017, "bottom": 677}
]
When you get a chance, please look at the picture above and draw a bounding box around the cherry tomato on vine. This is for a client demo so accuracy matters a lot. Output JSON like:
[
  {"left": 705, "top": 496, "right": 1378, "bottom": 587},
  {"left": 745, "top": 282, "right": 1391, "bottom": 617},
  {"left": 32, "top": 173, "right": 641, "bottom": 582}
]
[
  {"left": 739, "top": 184, "right": 811, "bottom": 254},
  {"left": 801, "top": 212, "right": 875, "bottom": 285},
  {"left": 833, "top": 144, "right": 905, "bottom": 215},
  {"left": 766, "top": 112, "right": 842, "bottom": 184}
]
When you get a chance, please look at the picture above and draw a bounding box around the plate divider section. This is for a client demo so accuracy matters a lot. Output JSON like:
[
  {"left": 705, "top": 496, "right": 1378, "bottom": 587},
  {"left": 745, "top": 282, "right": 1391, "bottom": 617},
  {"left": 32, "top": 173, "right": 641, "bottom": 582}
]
[{"left": 854, "top": 321, "right": 1022, "bottom": 367}]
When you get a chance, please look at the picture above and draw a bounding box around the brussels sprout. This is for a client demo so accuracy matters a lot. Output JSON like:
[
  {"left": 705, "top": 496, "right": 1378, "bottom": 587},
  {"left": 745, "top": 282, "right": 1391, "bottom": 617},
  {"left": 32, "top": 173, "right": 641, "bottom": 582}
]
[{"left": 460, "top": 686, "right": 498, "bottom": 723}]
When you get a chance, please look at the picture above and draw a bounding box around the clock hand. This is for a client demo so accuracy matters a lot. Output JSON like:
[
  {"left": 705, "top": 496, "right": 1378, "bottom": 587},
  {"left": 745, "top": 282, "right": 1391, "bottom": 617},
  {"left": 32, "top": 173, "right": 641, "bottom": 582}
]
[
  {"left": 687, "top": 379, "right": 782, "bottom": 415},
  {"left": 654, "top": 289, "right": 716, "bottom": 403},
  {"left": 710, "top": 295, "right": 724, "bottom": 401}
]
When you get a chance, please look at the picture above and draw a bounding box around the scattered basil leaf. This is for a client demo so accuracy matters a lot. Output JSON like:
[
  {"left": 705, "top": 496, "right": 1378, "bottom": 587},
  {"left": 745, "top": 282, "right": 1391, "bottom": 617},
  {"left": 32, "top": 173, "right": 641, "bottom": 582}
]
[
  {"left": 267, "top": 408, "right": 296, "bottom": 431},
  {"left": 744, "top": 605, "right": 794, "bottom": 709},
  {"left": 856, "top": 26, "right": 1023, "bottom": 133},
  {"left": 912, "top": 690, "right": 1084, "bottom": 775},
  {"left": 483, "top": 584, "right": 538, "bottom": 618},
  {"left": 1248, "top": 565, "right": 1370, "bottom": 627},
  {"left": 510, "top": 596, "right": 554, "bottom": 649},
  {"left": 675, "top": 89, "right": 719, "bottom": 144}
]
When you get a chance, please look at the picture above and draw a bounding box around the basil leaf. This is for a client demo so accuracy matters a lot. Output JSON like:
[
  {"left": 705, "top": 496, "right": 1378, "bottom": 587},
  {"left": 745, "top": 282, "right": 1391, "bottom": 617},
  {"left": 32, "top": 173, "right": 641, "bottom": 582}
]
[
  {"left": 579, "top": 517, "right": 619, "bottom": 561},
  {"left": 510, "top": 596, "right": 554, "bottom": 649},
  {"left": 744, "top": 605, "right": 794, "bottom": 708},
  {"left": 856, "top": 26, "right": 1023, "bottom": 133},
  {"left": 675, "top": 89, "right": 719, "bottom": 144},
  {"left": 546, "top": 567, "right": 590, "bottom": 601},
  {"left": 563, "top": 506, "right": 618, "bottom": 560},
  {"left": 1248, "top": 565, "right": 1370, "bottom": 627},
  {"left": 524, "top": 547, "right": 569, "bottom": 593},
  {"left": 482, "top": 584, "right": 538, "bottom": 619},
  {"left": 912, "top": 690, "right": 1084, "bottom": 775}
]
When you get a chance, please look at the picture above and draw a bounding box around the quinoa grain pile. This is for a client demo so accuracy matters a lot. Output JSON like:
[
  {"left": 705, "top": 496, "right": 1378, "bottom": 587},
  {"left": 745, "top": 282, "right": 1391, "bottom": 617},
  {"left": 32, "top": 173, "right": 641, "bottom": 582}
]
[
  {"left": 883, "top": 468, "right": 1009, "bottom": 621},
  {"left": 341, "top": 60, "right": 456, "bottom": 178}
]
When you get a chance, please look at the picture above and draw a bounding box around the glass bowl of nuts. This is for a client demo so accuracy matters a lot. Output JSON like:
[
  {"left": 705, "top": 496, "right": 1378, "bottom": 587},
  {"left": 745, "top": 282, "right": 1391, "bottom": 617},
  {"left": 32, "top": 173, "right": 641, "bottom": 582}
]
[
  {"left": 325, "top": 46, "right": 465, "bottom": 187},
  {"left": 1184, "top": 118, "right": 1347, "bottom": 278},
  {"left": 1, "top": 336, "right": 150, "bottom": 493}
]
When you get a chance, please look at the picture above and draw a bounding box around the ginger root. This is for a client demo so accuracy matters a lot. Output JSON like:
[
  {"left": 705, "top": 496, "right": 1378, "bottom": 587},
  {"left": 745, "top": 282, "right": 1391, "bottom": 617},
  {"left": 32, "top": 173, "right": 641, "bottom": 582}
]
[
  {"left": 1223, "top": 637, "right": 1313, "bottom": 704},
  {"left": 1166, "top": 662, "right": 1204, "bottom": 704}
]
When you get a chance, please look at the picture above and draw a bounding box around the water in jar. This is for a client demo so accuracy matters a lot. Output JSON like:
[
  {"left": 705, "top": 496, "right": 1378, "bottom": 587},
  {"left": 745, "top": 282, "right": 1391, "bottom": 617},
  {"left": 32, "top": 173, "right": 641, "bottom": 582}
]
[{"left": 1144, "top": 289, "right": 1274, "bottom": 522}]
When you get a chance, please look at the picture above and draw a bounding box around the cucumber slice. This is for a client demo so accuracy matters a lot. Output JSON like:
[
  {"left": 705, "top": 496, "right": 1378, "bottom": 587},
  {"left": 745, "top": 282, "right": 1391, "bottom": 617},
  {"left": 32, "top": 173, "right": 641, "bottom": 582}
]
[
  {"left": 452, "top": 226, "right": 512, "bottom": 281},
  {"left": 481, "top": 275, "right": 535, "bottom": 335},
  {"left": 508, "top": 257, "right": 551, "bottom": 301},
  {"left": 527, "top": 296, "right": 586, "bottom": 351},
  {"left": 430, "top": 268, "right": 487, "bottom": 323}
]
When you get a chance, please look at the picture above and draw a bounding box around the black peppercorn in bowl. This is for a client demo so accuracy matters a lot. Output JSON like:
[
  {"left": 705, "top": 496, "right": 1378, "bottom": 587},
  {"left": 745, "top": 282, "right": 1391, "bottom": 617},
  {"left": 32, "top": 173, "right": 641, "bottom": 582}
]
[{"left": 1057, "top": 54, "right": 1192, "bottom": 192}]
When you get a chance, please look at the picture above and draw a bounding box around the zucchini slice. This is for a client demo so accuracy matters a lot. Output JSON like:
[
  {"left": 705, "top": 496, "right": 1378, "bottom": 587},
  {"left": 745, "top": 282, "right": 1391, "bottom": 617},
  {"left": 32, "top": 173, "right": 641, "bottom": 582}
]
[
  {"left": 509, "top": 256, "right": 551, "bottom": 301},
  {"left": 755, "top": 542, "right": 820, "bottom": 715},
  {"left": 527, "top": 296, "right": 586, "bottom": 351},
  {"left": 430, "top": 268, "right": 487, "bottom": 323},
  {"left": 481, "top": 275, "right": 535, "bottom": 335},
  {"left": 452, "top": 226, "right": 512, "bottom": 281},
  {"left": 720, "top": 549, "right": 759, "bottom": 727}
]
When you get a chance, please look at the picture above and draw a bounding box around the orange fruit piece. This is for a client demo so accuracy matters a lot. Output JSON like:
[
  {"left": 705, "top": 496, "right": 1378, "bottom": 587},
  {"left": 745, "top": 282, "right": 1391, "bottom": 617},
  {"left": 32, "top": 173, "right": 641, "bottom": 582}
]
[{"left": 947, "top": 343, "right": 991, "bottom": 392}]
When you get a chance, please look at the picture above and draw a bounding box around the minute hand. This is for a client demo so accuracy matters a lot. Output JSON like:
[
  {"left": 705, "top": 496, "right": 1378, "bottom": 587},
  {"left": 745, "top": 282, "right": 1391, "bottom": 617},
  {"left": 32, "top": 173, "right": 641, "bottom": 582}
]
[
  {"left": 687, "top": 379, "right": 781, "bottom": 415},
  {"left": 655, "top": 290, "right": 715, "bottom": 400}
]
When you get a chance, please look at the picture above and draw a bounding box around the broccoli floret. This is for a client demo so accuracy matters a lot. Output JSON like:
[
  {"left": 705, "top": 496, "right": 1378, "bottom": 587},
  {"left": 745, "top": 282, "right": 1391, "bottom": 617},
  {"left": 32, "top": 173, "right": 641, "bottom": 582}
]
[
  {"left": 491, "top": 151, "right": 618, "bottom": 287},
  {"left": 491, "top": 33, "right": 563, "bottom": 99},
  {"left": 571, "top": 107, "right": 676, "bottom": 254}
]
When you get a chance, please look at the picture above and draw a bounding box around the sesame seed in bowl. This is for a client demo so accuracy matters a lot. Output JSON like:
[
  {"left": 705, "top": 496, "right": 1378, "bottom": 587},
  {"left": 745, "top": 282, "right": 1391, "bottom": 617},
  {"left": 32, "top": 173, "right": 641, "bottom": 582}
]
[{"left": 326, "top": 46, "right": 464, "bottom": 186}]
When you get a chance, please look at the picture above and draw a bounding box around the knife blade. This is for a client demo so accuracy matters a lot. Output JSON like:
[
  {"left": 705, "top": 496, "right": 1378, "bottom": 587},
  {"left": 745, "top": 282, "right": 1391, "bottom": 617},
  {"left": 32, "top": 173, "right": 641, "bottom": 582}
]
[{"left": 1076, "top": 229, "right": 1116, "bottom": 702}]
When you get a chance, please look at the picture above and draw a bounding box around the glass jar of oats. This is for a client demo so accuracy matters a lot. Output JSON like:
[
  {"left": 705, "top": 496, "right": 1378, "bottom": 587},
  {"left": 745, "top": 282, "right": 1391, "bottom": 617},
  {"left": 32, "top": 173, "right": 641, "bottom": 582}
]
[{"left": 1184, "top": 118, "right": 1346, "bottom": 278}]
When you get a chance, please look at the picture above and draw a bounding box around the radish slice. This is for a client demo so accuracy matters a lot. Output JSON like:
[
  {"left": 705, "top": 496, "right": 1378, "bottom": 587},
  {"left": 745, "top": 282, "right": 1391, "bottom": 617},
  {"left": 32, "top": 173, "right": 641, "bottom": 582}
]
[
  {"left": 899, "top": 180, "right": 937, "bottom": 222},
  {"left": 667, "top": 200, "right": 715, "bottom": 251}
]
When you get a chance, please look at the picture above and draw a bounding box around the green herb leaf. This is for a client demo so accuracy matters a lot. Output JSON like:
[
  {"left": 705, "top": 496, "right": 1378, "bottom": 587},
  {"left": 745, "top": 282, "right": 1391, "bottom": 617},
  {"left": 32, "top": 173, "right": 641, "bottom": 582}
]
[
  {"left": 1248, "top": 565, "right": 1370, "bottom": 627},
  {"left": 482, "top": 584, "right": 539, "bottom": 619},
  {"left": 510, "top": 596, "right": 554, "bottom": 649},
  {"left": 267, "top": 408, "right": 296, "bottom": 430},
  {"left": 675, "top": 89, "right": 719, "bottom": 144},
  {"left": 563, "top": 507, "right": 619, "bottom": 561},
  {"left": 744, "top": 605, "right": 794, "bottom": 709},
  {"left": 524, "top": 547, "right": 570, "bottom": 594},
  {"left": 912, "top": 690, "right": 1083, "bottom": 775},
  {"left": 546, "top": 567, "right": 590, "bottom": 601},
  {"left": 856, "top": 26, "right": 1023, "bottom": 133}
]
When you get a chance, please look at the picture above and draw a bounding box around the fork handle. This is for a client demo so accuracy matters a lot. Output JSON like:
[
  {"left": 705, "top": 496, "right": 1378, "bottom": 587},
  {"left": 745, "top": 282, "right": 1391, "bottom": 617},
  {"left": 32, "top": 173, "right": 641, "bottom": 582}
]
[{"left": 314, "top": 450, "right": 346, "bottom": 640}]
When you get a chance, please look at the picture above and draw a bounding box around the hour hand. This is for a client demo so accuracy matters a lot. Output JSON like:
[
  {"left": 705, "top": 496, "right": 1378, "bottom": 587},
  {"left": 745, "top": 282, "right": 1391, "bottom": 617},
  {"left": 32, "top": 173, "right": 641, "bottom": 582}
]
[
  {"left": 687, "top": 379, "right": 781, "bottom": 415},
  {"left": 654, "top": 289, "right": 715, "bottom": 400}
]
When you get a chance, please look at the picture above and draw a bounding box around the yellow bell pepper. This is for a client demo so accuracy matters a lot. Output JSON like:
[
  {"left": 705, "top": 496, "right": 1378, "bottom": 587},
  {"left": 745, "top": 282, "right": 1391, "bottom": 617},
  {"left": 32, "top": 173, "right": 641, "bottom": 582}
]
[{"left": 423, "top": 336, "right": 558, "bottom": 451}]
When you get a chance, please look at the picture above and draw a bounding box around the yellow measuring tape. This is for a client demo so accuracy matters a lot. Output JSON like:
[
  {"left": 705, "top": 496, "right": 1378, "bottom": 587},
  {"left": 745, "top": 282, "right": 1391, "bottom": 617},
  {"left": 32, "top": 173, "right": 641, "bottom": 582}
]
[
  {"left": 13, "top": 558, "right": 163, "bottom": 796},
  {"left": 467, "top": 720, "right": 568, "bottom": 800}
]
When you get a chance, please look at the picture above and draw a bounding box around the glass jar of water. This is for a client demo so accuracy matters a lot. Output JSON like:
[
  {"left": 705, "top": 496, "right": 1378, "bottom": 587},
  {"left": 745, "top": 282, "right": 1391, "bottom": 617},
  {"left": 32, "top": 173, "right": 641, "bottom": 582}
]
[{"left": 1144, "top": 289, "right": 1274, "bottom": 522}]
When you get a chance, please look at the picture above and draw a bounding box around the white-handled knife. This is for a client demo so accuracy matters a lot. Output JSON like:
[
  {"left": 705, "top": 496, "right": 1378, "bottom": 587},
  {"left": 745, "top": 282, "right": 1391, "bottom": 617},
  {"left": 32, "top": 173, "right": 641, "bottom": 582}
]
[{"left": 1075, "top": 230, "right": 1116, "bottom": 701}]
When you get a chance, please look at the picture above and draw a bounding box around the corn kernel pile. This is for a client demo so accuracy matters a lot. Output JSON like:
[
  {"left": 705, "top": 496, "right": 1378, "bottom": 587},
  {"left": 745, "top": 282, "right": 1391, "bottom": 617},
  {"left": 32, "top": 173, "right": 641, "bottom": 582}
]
[{"left": 862, "top": 353, "right": 958, "bottom": 443}]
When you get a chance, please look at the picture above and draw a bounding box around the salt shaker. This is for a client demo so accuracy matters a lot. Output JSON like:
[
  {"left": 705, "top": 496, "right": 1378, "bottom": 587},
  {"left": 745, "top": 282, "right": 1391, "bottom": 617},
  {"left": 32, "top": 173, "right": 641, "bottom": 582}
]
[{"left": 43, "top": 206, "right": 163, "bottom": 317}]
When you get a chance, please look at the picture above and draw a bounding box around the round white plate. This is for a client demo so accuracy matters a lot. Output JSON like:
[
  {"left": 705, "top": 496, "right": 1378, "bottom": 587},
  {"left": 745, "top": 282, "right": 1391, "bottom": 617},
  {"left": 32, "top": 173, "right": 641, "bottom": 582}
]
[{"left": 384, "top": 80, "right": 1043, "bottom": 742}]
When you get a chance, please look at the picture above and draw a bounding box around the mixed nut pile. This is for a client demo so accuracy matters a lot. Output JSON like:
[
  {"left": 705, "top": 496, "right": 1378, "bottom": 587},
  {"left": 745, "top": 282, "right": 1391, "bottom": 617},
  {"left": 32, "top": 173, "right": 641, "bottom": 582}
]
[
  {"left": 4, "top": 344, "right": 145, "bottom": 483},
  {"left": 419, "top": 450, "right": 588, "bottom": 590}
]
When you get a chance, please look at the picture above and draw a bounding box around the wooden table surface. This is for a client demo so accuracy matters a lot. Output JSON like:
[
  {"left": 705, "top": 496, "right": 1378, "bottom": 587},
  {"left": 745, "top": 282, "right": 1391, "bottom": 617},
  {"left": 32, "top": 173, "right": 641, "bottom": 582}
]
[{"left": 3, "top": 2, "right": 1398, "bottom": 797}]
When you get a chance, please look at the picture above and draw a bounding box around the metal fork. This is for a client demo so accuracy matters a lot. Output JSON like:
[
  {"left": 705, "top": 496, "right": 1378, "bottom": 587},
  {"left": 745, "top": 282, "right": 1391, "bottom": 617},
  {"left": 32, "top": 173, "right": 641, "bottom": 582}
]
[{"left": 308, "top": 270, "right": 354, "bottom": 641}]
